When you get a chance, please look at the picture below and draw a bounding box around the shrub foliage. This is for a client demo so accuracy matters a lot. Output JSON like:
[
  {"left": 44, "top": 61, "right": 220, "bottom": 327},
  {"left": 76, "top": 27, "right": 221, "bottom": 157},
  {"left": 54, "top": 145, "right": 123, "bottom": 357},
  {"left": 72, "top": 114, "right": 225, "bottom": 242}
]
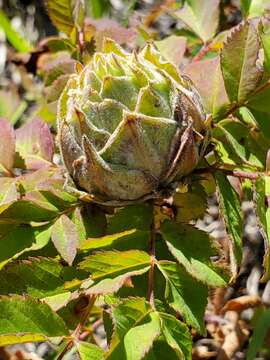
[{"left": 0, "top": 0, "right": 270, "bottom": 358}]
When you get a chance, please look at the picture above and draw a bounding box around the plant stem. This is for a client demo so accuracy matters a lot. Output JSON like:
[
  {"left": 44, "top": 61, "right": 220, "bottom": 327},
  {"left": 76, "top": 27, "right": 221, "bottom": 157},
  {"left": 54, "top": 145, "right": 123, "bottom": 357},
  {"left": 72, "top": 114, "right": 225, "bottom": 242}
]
[
  {"left": 74, "top": 294, "right": 97, "bottom": 338},
  {"left": 195, "top": 167, "right": 261, "bottom": 180},
  {"left": 192, "top": 42, "right": 211, "bottom": 62},
  {"left": 56, "top": 295, "right": 97, "bottom": 359},
  {"left": 147, "top": 203, "right": 156, "bottom": 309},
  {"left": 227, "top": 170, "right": 260, "bottom": 180}
]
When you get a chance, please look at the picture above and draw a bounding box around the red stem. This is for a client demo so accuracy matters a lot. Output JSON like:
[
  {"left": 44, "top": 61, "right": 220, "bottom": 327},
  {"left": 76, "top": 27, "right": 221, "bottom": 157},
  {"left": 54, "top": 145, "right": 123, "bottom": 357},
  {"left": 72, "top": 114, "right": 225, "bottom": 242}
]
[{"left": 147, "top": 204, "right": 156, "bottom": 309}]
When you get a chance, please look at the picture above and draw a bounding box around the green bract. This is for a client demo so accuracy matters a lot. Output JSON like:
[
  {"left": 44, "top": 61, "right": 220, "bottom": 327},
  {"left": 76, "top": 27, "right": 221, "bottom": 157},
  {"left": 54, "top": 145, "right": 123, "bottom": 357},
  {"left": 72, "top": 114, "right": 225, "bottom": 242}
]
[{"left": 58, "top": 38, "right": 208, "bottom": 206}]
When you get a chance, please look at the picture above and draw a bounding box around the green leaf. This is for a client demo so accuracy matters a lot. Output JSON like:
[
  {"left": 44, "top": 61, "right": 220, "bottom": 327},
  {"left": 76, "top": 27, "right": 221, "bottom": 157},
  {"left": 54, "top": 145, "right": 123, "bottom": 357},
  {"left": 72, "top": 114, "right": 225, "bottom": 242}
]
[
  {"left": 79, "top": 250, "right": 150, "bottom": 279},
  {"left": 247, "top": 86, "right": 270, "bottom": 114},
  {"left": 215, "top": 172, "right": 243, "bottom": 273},
  {"left": 254, "top": 176, "right": 270, "bottom": 280},
  {"left": 161, "top": 221, "right": 228, "bottom": 287},
  {"left": 107, "top": 204, "right": 153, "bottom": 234},
  {"left": 0, "top": 224, "right": 52, "bottom": 268},
  {"left": 158, "top": 313, "right": 192, "bottom": 360},
  {"left": 241, "top": 0, "right": 252, "bottom": 16},
  {"left": 80, "top": 229, "right": 137, "bottom": 251},
  {"left": 157, "top": 261, "right": 208, "bottom": 334},
  {"left": 75, "top": 341, "right": 104, "bottom": 360},
  {"left": 145, "top": 338, "right": 185, "bottom": 360},
  {"left": 259, "top": 18, "right": 270, "bottom": 73},
  {"left": 0, "top": 178, "right": 18, "bottom": 212},
  {"left": 0, "top": 9, "right": 33, "bottom": 52},
  {"left": 0, "top": 296, "right": 68, "bottom": 346},
  {"left": 247, "top": 308, "right": 270, "bottom": 360},
  {"left": 0, "top": 199, "right": 58, "bottom": 222},
  {"left": 0, "top": 89, "right": 26, "bottom": 125},
  {"left": 72, "top": 205, "right": 107, "bottom": 246},
  {"left": 107, "top": 298, "right": 159, "bottom": 360},
  {"left": 45, "top": 37, "right": 76, "bottom": 53},
  {"left": 107, "top": 298, "right": 192, "bottom": 360},
  {"left": 175, "top": 0, "right": 220, "bottom": 42},
  {"left": 221, "top": 21, "right": 262, "bottom": 103},
  {"left": 24, "top": 188, "right": 78, "bottom": 216},
  {"left": 0, "top": 225, "right": 34, "bottom": 266},
  {"left": 0, "top": 119, "right": 15, "bottom": 172},
  {"left": 87, "top": 0, "right": 109, "bottom": 18},
  {"left": 184, "top": 56, "right": 229, "bottom": 118},
  {"left": 173, "top": 183, "right": 207, "bottom": 223},
  {"left": 79, "top": 250, "right": 150, "bottom": 295},
  {"left": 0, "top": 257, "right": 84, "bottom": 299},
  {"left": 242, "top": 0, "right": 270, "bottom": 18},
  {"left": 22, "top": 223, "right": 53, "bottom": 253},
  {"left": 155, "top": 35, "right": 186, "bottom": 66},
  {"left": 81, "top": 229, "right": 149, "bottom": 253},
  {"left": 46, "top": 0, "right": 85, "bottom": 36},
  {"left": 214, "top": 120, "right": 266, "bottom": 169},
  {"left": 103, "top": 309, "right": 114, "bottom": 345},
  {"left": 51, "top": 214, "right": 79, "bottom": 265},
  {"left": 254, "top": 176, "right": 270, "bottom": 238},
  {"left": 115, "top": 312, "right": 160, "bottom": 360}
]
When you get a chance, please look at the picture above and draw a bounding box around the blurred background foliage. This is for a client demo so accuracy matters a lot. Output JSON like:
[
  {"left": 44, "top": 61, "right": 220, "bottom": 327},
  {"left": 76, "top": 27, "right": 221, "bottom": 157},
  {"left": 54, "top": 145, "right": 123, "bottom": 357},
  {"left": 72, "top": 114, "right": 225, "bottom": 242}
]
[{"left": 0, "top": 0, "right": 248, "bottom": 129}]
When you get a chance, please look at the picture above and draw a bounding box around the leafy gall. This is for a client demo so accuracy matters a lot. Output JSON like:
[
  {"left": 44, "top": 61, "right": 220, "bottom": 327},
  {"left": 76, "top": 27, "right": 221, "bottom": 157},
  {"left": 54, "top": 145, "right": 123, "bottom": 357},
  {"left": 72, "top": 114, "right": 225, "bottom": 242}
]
[{"left": 58, "top": 38, "right": 208, "bottom": 206}]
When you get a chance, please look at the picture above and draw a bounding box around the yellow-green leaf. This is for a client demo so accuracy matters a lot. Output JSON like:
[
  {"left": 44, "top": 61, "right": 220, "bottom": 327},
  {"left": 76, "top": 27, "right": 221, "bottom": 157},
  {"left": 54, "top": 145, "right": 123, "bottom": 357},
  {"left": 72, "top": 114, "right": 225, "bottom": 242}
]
[{"left": 0, "top": 296, "right": 68, "bottom": 346}]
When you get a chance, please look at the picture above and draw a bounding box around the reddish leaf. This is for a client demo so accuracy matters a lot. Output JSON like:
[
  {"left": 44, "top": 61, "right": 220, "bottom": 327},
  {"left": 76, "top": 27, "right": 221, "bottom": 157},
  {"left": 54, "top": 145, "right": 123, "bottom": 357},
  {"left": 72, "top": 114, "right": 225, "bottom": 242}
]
[
  {"left": 85, "top": 18, "right": 137, "bottom": 51},
  {"left": 0, "top": 118, "right": 15, "bottom": 171},
  {"left": 155, "top": 35, "right": 187, "bottom": 66},
  {"left": 51, "top": 214, "right": 79, "bottom": 265},
  {"left": 15, "top": 118, "right": 54, "bottom": 170},
  {"left": 184, "top": 56, "right": 229, "bottom": 118}
]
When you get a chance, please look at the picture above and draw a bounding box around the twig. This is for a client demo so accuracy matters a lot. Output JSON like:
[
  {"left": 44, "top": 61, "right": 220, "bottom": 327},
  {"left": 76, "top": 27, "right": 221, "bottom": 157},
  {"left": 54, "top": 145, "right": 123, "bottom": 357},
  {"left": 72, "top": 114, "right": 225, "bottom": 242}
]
[
  {"left": 194, "top": 167, "right": 261, "bottom": 180},
  {"left": 147, "top": 202, "right": 156, "bottom": 309},
  {"left": 73, "top": 295, "right": 97, "bottom": 338},
  {"left": 56, "top": 295, "right": 97, "bottom": 360},
  {"left": 56, "top": 340, "right": 73, "bottom": 360},
  {"left": 224, "top": 102, "right": 243, "bottom": 118},
  {"left": 227, "top": 170, "right": 260, "bottom": 180},
  {"left": 192, "top": 42, "right": 211, "bottom": 62},
  {"left": 78, "top": 30, "right": 84, "bottom": 56}
]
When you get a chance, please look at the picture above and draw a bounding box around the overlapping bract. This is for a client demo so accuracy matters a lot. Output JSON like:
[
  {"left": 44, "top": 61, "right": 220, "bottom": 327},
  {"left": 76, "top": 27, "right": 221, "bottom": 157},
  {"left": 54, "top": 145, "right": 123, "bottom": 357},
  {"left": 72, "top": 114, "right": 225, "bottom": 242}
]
[{"left": 58, "top": 38, "right": 207, "bottom": 205}]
